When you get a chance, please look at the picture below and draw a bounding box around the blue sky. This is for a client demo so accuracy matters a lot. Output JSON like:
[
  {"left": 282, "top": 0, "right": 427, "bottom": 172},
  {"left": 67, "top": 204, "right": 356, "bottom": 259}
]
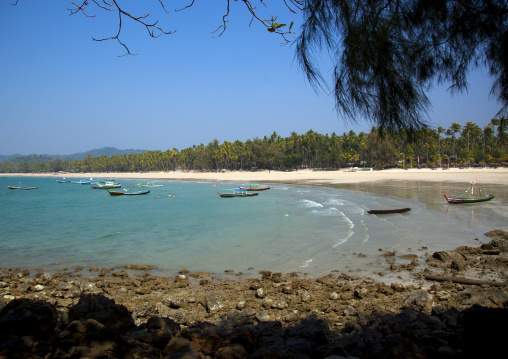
[{"left": 0, "top": 1, "right": 502, "bottom": 156}]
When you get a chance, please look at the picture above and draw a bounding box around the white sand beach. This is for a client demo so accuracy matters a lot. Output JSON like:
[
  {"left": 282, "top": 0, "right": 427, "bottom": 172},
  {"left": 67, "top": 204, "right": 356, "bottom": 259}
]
[{"left": 6, "top": 167, "right": 508, "bottom": 186}]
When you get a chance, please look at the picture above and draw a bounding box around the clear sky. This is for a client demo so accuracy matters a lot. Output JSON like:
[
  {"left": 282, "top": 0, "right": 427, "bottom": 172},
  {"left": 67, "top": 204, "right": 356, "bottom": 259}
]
[{"left": 0, "top": 1, "right": 502, "bottom": 156}]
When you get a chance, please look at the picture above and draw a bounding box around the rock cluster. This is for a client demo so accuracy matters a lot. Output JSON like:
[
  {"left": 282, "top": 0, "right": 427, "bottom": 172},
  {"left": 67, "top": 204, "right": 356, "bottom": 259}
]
[{"left": 0, "top": 231, "right": 507, "bottom": 358}]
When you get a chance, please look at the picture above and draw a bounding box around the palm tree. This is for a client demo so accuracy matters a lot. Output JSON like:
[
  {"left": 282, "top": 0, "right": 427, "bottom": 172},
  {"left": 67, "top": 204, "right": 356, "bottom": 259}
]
[
  {"left": 450, "top": 122, "right": 462, "bottom": 164},
  {"left": 437, "top": 126, "right": 445, "bottom": 166},
  {"left": 491, "top": 117, "right": 507, "bottom": 150}
]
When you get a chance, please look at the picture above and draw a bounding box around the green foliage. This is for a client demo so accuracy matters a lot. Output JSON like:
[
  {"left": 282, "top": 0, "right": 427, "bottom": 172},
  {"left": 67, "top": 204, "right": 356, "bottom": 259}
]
[
  {"left": 2, "top": 119, "right": 508, "bottom": 174},
  {"left": 296, "top": 1, "right": 508, "bottom": 132}
]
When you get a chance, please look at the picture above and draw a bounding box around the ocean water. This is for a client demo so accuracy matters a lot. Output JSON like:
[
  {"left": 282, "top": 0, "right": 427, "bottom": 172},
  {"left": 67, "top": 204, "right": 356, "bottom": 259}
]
[{"left": 1, "top": 176, "right": 506, "bottom": 280}]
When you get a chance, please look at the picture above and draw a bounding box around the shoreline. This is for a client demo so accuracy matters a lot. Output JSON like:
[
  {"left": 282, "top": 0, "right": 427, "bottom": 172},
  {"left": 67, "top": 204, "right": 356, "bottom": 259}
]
[
  {"left": 4, "top": 167, "right": 508, "bottom": 187},
  {"left": 1, "top": 232, "right": 507, "bottom": 358},
  {"left": 3, "top": 168, "right": 507, "bottom": 285}
]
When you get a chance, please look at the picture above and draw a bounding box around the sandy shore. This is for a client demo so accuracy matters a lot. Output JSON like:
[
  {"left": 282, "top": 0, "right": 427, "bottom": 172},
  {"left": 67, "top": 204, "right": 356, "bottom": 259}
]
[{"left": 5, "top": 167, "right": 508, "bottom": 186}]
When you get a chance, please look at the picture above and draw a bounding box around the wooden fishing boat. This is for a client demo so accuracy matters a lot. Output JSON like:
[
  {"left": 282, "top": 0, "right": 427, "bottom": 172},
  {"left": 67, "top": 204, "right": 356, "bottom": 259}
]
[
  {"left": 138, "top": 181, "right": 163, "bottom": 187},
  {"left": 444, "top": 179, "right": 494, "bottom": 204},
  {"left": 56, "top": 178, "right": 70, "bottom": 183},
  {"left": 91, "top": 181, "right": 121, "bottom": 189},
  {"left": 7, "top": 183, "right": 38, "bottom": 190},
  {"left": 367, "top": 208, "right": 411, "bottom": 214},
  {"left": 218, "top": 189, "right": 259, "bottom": 198},
  {"left": 239, "top": 184, "right": 270, "bottom": 191},
  {"left": 443, "top": 194, "right": 494, "bottom": 204},
  {"left": 108, "top": 186, "right": 150, "bottom": 196},
  {"left": 71, "top": 179, "right": 91, "bottom": 184}
]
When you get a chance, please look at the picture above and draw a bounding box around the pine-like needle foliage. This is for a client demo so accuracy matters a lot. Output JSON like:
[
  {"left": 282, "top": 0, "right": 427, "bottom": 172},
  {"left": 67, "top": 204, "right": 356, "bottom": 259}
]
[{"left": 296, "top": 0, "right": 508, "bottom": 132}]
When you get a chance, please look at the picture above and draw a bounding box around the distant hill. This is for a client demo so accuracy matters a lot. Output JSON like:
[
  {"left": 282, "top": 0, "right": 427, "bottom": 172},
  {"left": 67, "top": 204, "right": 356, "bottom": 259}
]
[
  {"left": 58, "top": 147, "right": 148, "bottom": 161},
  {"left": 0, "top": 147, "right": 148, "bottom": 162}
]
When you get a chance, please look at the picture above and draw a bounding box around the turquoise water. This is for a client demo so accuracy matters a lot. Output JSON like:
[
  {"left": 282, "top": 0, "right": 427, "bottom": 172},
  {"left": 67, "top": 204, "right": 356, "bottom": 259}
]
[{"left": 1, "top": 176, "right": 505, "bottom": 279}]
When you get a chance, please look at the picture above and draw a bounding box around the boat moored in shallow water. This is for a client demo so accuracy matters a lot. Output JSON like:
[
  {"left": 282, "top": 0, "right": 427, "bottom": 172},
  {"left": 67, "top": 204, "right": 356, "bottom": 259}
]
[
  {"left": 91, "top": 181, "right": 121, "bottom": 189},
  {"left": 444, "top": 194, "right": 494, "bottom": 203},
  {"left": 239, "top": 184, "right": 270, "bottom": 191},
  {"left": 218, "top": 188, "right": 259, "bottom": 198},
  {"left": 7, "top": 183, "right": 38, "bottom": 190},
  {"left": 444, "top": 179, "right": 494, "bottom": 204},
  {"left": 138, "top": 181, "right": 163, "bottom": 188},
  {"left": 108, "top": 186, "right": 150, "bottom": 196}
]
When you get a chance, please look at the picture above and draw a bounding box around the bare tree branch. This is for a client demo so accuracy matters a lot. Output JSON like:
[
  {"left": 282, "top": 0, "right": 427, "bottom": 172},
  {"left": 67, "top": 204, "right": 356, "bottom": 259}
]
[
  {"left": 14, "top": 0, "right": 303, "bottom": 55},
  {"left": 65, "top": 0, "right": 176, "bottom": 56}
]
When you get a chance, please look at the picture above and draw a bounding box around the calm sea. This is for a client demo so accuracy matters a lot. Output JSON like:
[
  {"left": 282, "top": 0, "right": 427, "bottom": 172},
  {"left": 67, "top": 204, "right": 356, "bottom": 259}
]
[{"left": 1, "top": 176, "right": 506, "bottom": 281}]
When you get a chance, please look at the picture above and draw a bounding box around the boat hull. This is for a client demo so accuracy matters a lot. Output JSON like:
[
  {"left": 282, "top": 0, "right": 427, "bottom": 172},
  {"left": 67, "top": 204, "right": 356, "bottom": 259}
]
[
  {"left": 7, "top": 185, "right": 37, "bottom": 190},
  {"left": 443, "top": 194, "right": 494, "bottom": 204},
  {"left": 91, "top": 184, "right": 121, "bottom": 189},
  {"left": 108, "top": 190, "right": 150, "bottom": 196},
  {"left": 367, "top": 208, "right": 411, "bottom": 214},
  {"left": 239, "top": 186, "right": 270, "bottom": 191},
  {"left": 218, "top": 192, "right": 259, "bottom": 198}
]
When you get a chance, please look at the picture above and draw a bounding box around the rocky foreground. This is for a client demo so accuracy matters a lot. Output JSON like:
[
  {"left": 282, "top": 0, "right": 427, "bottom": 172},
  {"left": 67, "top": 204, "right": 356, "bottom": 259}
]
[{"left": 1, "top": 231, "right": 508, "bottom": 359}]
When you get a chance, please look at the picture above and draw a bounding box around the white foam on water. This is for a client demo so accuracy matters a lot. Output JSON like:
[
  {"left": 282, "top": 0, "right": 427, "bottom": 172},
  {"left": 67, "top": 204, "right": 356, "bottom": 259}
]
[
  {"left": 299, "top": 259, "right": 313, "bottom": 268},
  {"left": 310, "top": 207, "right": 340, "bottom": 216},
  {"left": 324, "top": 198, "right": 344, "bottom": 206},
  {"left": 300, "top": 199, "right": 323, "bottom": 208}
]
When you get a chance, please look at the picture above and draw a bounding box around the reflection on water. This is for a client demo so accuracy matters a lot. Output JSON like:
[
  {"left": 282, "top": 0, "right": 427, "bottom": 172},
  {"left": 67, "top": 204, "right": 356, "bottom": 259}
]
[{"left": 336, "top": 179, "right": 508, "bottom": 229}]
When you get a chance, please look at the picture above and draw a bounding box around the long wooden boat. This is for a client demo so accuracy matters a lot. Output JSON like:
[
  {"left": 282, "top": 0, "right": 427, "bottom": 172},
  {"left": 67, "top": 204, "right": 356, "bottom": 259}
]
[
  {"left": 91, "top": 181, "right": 121, "bottom": 189},
  {"left": 367, "top": 208, "right": 411, "bottom": 214},
  {"left": 108, "top": 186, "right": 150, "bottom": 196},
  {"left": 71, "top": 179, "right": 91, "bottom": 184},
  {"left": 443, "top": 194, "right": 494, "bottom": 204},
  {"left": 7, "top": 183, "right": 38, "bottom": 190},
  {"left": 56, "top": 178, "right": 70, "bottom": 183},
  {"left": 138, "top": 181, "right": 163, "bottom": 187},
  {"left": 444, "top": 179, "right": 494, "bottom": 204},
  {"left": 239, "top": 184, "right": 270, "bottom": 191},
  {"left": 218, "top": 189, "right": 259, "bottom": 198}
]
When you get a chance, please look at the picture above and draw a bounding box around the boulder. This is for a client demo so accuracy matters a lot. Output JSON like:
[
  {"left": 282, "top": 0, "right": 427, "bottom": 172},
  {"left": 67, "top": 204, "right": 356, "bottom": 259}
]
[
  {"left": 68, "top": 294, "right": 135, "bottom": 333},
  {"left": 0, "top": 298, "right": 57, "bottom": 338},
  {"left": 402, "top": 290, "right": 434, "bottom": 312}
]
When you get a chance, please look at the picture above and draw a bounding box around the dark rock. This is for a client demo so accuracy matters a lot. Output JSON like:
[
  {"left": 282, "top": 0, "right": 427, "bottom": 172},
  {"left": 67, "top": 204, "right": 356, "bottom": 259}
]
[
  {"left": 0, "top": 298, "right": 57, "bottom": 338},
  {"left": 130, "top": 316, "right": 181, "bottom": 350},
  {"left": 163, "top": 336, "right": 203, "bottom": 358},
  {"left": 179, "top": 322, "right": 229, "bottom": 356},
  {"left": 47, "top": 319, "right": 160, "bottom": 359},
  {"left": 285, "top": 314, "right": 331, "bottom": 349},
  {"left": 68, "top": 294, "right": 135, "bottom": 333},
  {"left": 216, "top": 342, "right": 248, "bottom": 359}
]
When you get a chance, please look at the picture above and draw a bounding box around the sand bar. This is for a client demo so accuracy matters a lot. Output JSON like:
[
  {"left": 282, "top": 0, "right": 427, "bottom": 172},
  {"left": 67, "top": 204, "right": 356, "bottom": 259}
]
[{"left": 5, "top": 167, "right": 508, "bottom": 186}]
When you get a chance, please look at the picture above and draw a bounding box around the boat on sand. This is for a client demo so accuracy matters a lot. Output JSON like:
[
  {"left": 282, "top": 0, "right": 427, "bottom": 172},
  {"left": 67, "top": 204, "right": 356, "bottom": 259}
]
[{"left": 367, "top": 208, "right": 411, "bottom": 214}]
